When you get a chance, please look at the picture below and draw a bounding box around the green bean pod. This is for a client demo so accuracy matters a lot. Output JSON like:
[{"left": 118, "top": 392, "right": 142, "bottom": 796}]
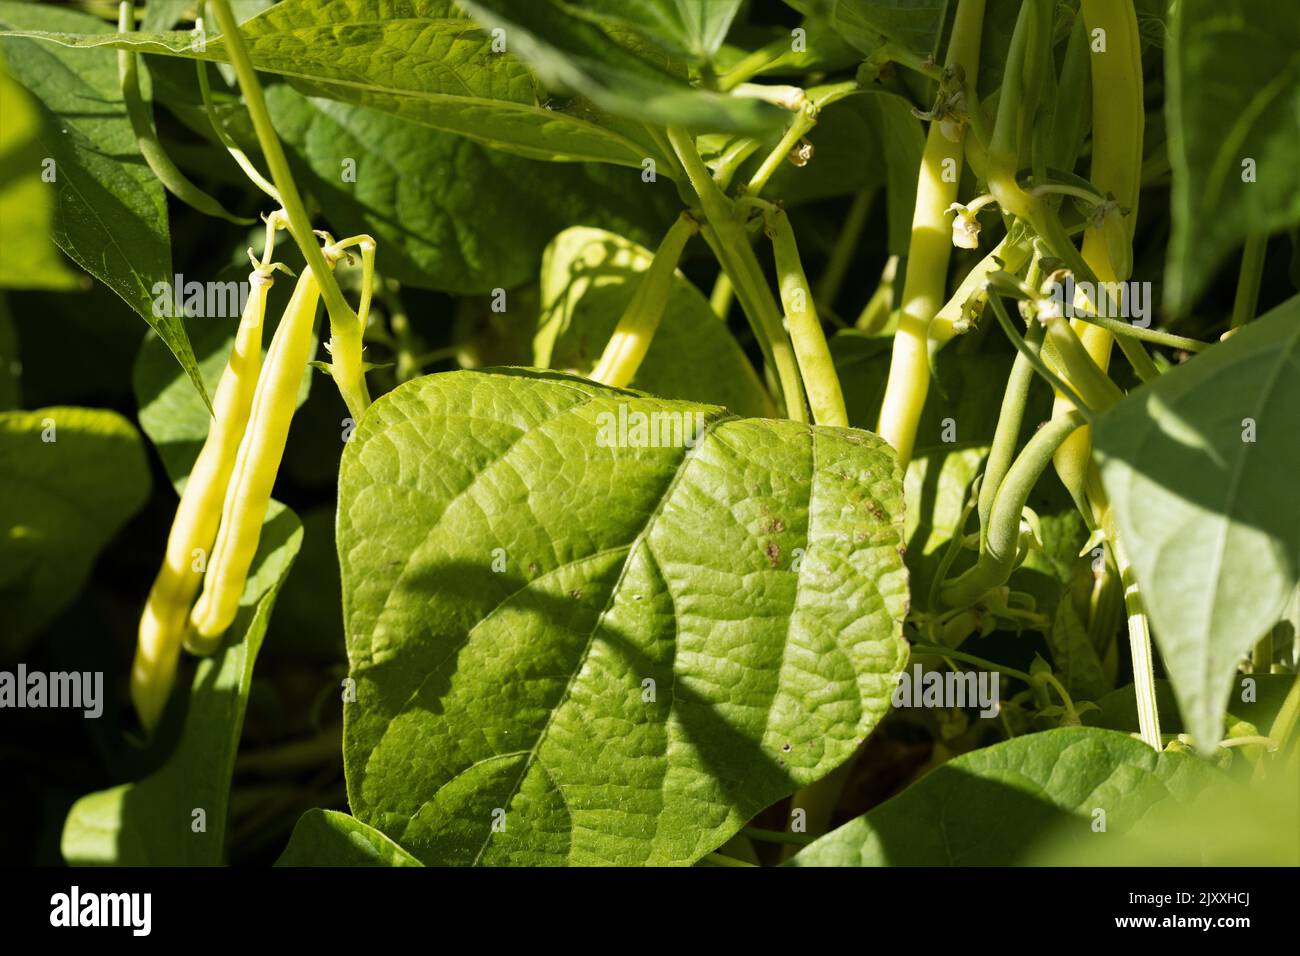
[
  {"left": 187, "top": 265, "right": 322, "bottom": 649},
  {"left": 589, "top": 214, "right": 697, "bottom": 389},
  {"left": 766, "top": 208, "right": 848, "bottom": 428},
  {"left": 131, "top": 269, "right": 274, "bottom": 731}
]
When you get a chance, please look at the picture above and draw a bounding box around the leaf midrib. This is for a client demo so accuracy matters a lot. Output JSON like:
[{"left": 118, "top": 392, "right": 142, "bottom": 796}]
[{"left": 468, "top": 412, "right": 731, "bottom": 866}]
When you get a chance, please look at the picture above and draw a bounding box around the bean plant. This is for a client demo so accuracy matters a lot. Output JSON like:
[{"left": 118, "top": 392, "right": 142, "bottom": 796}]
[{"left": 0, "top": 0, "right": 1296, "bottom": 868}]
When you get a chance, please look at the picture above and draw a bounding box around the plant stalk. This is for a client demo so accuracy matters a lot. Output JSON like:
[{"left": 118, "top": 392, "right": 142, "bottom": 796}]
[
  {"left": 875, "top": 0, "right": 986, "bottom": 469},
  {"left": 208, "top": 0, "right": 371, "bottom": 420}
]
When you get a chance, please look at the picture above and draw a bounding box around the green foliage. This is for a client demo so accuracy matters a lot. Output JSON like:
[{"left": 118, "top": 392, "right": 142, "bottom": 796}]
[
  {"left": 1095, "top": 294, "right": 1300, "bottom": 750},
  {"left": 0, "top": 64, "right": 80, "bottom": 292},
  {"left": 61, "top": 503, "right": 302, "bottom": 865},
  {"left": 0, "top": 407, "right": 150, "bottom": 656},
  {"left": 266, "top": 86, "right": 678, "bottom": 293},
  {"left": 457, "top": 0, "right": 781, "bottom": 133},
  {"left": 276, "top": 809, "right": 422, "bottom": 866},
  {"left": 560, "top": 0, "right": 744, "bottom": 62},
  {"left": 790, "top": 727, "right": 1221, "bottom": 865},
  {"left": 2, "top": 0, "right": 1294, "bottom": 872},
  {"left": 536, "top": 226, "right": 775, "bottom": 416},
  {"left": 1026, "top": 752, "right": 1299, "bottom": 865},
  {"left": 1165, "top": 0, "right": 1300, "bottom": 311},
  {"left": 834, "top": 0, "right": 951, "bottom": 61},
  {"left": 0, "top": 1, "right": 207, "bottom": 407},
  {"left": 338, "top": 370, "right": 907, "bottom": 864},
  {"left": 2, "top": 0, "right": 670, "bottom": 168}
]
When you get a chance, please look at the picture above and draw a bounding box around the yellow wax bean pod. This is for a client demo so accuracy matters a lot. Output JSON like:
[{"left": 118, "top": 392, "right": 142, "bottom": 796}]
[
  {"left": 131, "top": 268, "right": 275, "bottom": 732},
  {"left": 187, "top": 263, "right": 323, "bottom": 650}
]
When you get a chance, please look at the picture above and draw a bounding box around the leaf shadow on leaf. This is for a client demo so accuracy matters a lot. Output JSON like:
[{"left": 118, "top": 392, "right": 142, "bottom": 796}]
[
  {"left": 357, "top": 557, "right": 798, "bottom": 864},
  {"left": 538, "top": 231, "right": 776, "bottom": 417},
  {"left": 853, "top": 764, "right": 1076, "bottom": 866}
]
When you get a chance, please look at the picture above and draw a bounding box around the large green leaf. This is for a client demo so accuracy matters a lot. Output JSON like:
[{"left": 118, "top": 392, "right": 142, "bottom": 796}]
[
  {"left": 1094, "top": 294, "right": 1300, "bottom": 751},
  {"left": 265, "top": 87, "right": 677, "bottom": 293},
  {"left": 833, "top": 0, "right": 950, "bottom": 60},
  {"left": 339, "top": 369, "right": 908, "bottom": 865},
  {"left": 0, "top": 60, "right": 80, "bottom": 291},
  {"left": 1165, "top": 0, "right": 1300, "bottom": 311},
  {"left": 0, "top": 2, "right": 207, "bottom": 407},
  {"left": 2, "top": 0, "right": 664, "bottom": 168},
  {"left": 558, "top": 0, "right": 742, "bottom": 61},
  {"left": 275, "top": 809, "right": 423, "bottom": 866},
  {"left": 0, "top": 408, "right": 151, "bottom": 656},
  {"left": 61, "top": 503, "right": 302, "bottom": 866},
  {"left": 535, "top": 226, "right": 776, "bottom": 418},
  {"left": 458, "top": 0, "right": 781, "bottom": 133},
  {"left": 789, "top": 727, "right": 1220, "bottom": 865}
]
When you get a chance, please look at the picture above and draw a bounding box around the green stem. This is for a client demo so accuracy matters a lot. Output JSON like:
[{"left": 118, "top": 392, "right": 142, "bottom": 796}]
[
  {"left": 1251, "top": 633, "right": 1273, "bottom": 673},
  {"left": 881, "top": 40, "right": 945, "bottom": 80},
  {"left": 746, "top": 103, "right": 818, "bottom": 197},
  {"left": 1230, "top": 233, "right": 1268, "bottom": 330},
  {"left": 876, "top": 0, "right": 987, "bottom": 468},
  {"left": 987, "top": 0, "right": 1040, "bottom": 163},
  {"left": 1042, "top": 318, "right": 1125, "bottom": 410},
  {"left": 234, "top": 725, "right": 342, "bottom": 775},
  {"left": 856, "top": 257, "right": 897, "bottom": 332},
  {"left": 1070, "top": 310, "right": 1209, "bottom": 353},
  {"left": 742, "top": 826, "right": 814, "bottom": 847},
  {"left": 766, "top": 208, "right": 848, "bottom": 427},
  {"left": 1101, "top": 505, "right": 1161, "bottom": 750},
  {"left": 717, "top": 36, "right": 794, "bottom": 91},
  {"left": 1112, "top": 331, "right": 1160, "bottom": 382},
  {"left": 118, "top": 2, "right": 251, "bottom": 224},
  {"left": 208, "top": 0, "right": 370, "bottom": 420},
  {"left": 979, "top": 321, "right": 1041, "bottom": 534},
  {"left": 910, "top": 642, "right": 1033, "bottom": 683},
  {"left": 667, "top": 126, "right": 807, "bottom": 422},
  {"left": 194, "top": 0, "right": 280, "bottom": 203},
  {"left": 941, "top": 409, "right": 1087, "bottom": 606},
  {"left": 1048, "top": 12, "right": 1091, "bottom": 170},
  {"left": 709, "top": 271, "right": 734, "bottom": 321},
  {"left": 988, "top": 294, "right": 1095, "bottom": 423},
  {"left": 1264, "top": 672, "right": 1300, "bottom": 761},
  {"left": 703, "top": 852, "right": 757, "bottom": 867}
]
